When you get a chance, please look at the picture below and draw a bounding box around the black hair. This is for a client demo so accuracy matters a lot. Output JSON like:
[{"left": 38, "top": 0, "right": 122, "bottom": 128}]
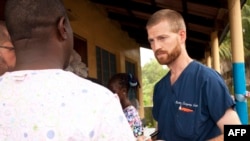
[
  {"left": 108, "top": 73, "right": 140, "bottom": 92},
  {"left": 108, "top": 73, "right": 140, "bottom": 109},
  {"left": 4, "top": 0, "right": 68, "bottom": 41}
]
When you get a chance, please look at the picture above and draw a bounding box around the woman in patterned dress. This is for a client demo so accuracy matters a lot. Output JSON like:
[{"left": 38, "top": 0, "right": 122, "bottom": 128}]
[{"left": 108, "top": 73, "right": 145, "bottom": 140}]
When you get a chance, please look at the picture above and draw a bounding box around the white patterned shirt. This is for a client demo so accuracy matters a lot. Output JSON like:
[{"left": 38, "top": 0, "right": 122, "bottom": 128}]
[{"left": 0, "top": 69, "right": 135, "bottom": 141}]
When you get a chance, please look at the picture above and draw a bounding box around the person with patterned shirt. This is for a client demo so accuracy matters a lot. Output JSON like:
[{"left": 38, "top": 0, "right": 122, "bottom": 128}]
[
  {"left": 107, "top": 73, "right": 145, "bottom": 140},
  {"left": 0, "top": 0, "right": 135, "bottom": 140}
]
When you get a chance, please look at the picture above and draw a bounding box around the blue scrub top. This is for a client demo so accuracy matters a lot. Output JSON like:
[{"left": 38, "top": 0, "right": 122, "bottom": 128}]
[{"left": 152, "top": 61, "right": 235, "bottom": 141}]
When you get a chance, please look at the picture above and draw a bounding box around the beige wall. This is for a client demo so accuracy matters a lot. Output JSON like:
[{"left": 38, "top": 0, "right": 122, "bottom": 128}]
[{"left": 64, "top": 0, "right": 144, "bottom": 117}]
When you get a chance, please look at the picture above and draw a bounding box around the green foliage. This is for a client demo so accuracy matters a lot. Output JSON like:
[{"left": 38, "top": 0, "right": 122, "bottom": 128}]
[
  {"left": 247, "top": 0, "right": 250, "bottom": 5},
  {"left": 142, "top": 59, "right": 169, "bottom": 106},
  {"left": 242, "top": 17, "right": 250, "bottom": 53},
  {"left": 219, "top": 34, "right": 232, "bottom": 60},
  {"left": 242, "top": 2, "right": 250, "bottom": 53}
]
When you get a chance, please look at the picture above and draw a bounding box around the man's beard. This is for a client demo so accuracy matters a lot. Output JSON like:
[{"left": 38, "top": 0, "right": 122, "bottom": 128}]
[{"left": 155, "top": 42, "right": 181, "bottom": 65}]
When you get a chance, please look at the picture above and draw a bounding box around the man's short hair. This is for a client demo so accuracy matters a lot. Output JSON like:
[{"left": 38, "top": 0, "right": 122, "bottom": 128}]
[
  {"left": 4, "top": 0, "right": 68, "bottom": 41},
  {"left": 146, "top": 9, "right": 186, "bottom": 33}
]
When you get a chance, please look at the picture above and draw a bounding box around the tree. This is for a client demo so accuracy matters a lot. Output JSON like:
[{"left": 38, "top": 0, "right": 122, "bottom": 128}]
[{"left": 142, "top": 59, "right": 169, "bottom": 106}]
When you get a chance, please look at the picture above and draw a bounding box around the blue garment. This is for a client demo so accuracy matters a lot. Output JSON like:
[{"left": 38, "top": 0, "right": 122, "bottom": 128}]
[{"left": 152, "top": 61, "right": 235, "bottom": 141}]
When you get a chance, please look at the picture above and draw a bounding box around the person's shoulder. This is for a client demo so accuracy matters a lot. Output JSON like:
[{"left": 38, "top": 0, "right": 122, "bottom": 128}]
[
  {"left": 192, "top": 61, "right": 220, "bottom": 75},
  {"left": 63, "top": 70, "right": 113, "bottom": 94},
  {"left": 125, "top": 105, "right": 137, "bottom": 111},
  {"left": 46, "top": 70, "right": 118, "bottom": 104},
  {"left": 191, "top": 61, "right": 224, "bottom": 84},
  {"left": 33, "top": 69, "right": 114, "bottom": 97},
  {"left": 124, "top": 105, "right": 139, "bottom": 116}
]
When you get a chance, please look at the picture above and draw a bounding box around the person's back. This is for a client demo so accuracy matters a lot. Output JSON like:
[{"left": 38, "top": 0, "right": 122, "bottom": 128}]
[
  {"left": 0, "top": 20, "right": 15, "bottom": 75},
  {"left": 0, "top": 0, "right": 134, "bottom": 140},
  {"left": 0, "top": 69, "right": 134, "bottom": 140}
]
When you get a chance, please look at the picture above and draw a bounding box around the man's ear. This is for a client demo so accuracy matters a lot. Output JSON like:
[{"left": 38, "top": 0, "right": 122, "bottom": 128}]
[
  {"left": 57, "top": 16, "right": 68, "bottom": 40},
  {"left": 179, "top": 29, "right": 186, "bottom": 43}
]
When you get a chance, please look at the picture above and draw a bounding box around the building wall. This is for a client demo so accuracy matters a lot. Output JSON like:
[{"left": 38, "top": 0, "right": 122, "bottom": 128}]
[{"left": 64, "top": 0, "right": 144, "bottom": 117}]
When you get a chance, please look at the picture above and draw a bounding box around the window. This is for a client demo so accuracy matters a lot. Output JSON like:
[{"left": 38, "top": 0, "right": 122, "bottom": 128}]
[
  {"left": 96, "top": 46, "right": 116, "bottom": 86},
  {"left": 73, "top": 35, "right": 87, "bottom": 65},
  {"left": 125, "top": 60, "right": 136, "bottom": 75}
]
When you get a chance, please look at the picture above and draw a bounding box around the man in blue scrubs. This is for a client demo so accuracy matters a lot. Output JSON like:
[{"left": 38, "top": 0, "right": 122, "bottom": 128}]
[{"left": 146, "top": 9, "right": 241, "bottom": 141}]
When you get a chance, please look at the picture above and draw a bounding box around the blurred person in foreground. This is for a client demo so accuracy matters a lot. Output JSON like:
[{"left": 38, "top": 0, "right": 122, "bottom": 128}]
[
  {"left": 146, "top": 9, "right": 241, "bottom": 141},
  {"left": 0, "top": 0, "right": 135, "bottom": 140},
  {"left": 108, "top": 73, "right": 147, "bottom": 141},
  {"left": 0, "top": 20, "right": 15, "bottom": 75}
]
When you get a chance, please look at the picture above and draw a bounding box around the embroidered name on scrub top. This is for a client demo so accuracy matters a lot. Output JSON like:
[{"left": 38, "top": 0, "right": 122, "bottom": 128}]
[{"left": 176, "top": 101, "right": 198, "bottom": 112}]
